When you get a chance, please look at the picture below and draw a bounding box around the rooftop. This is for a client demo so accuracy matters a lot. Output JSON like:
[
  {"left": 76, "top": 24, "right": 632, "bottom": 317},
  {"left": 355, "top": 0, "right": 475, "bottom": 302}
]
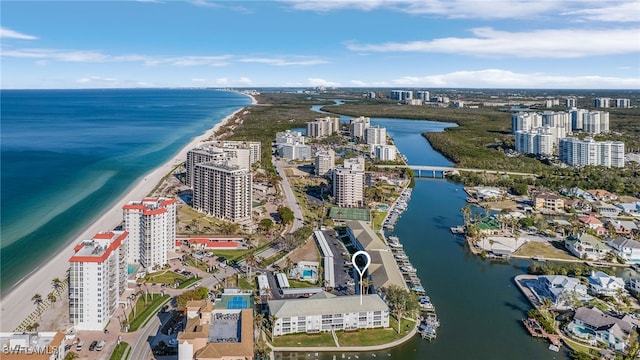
[
  {"left": 69, "top": 231, "right": 128, "bottom": 263},
  {"left": 268, "top": 293, "right": 388, "bottom": 319}
]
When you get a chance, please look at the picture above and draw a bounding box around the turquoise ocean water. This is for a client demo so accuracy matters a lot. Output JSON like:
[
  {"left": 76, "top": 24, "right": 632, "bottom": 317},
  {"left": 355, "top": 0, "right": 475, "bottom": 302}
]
[{"left": 0, "top": 88, "right": 251, "bottom": 293}]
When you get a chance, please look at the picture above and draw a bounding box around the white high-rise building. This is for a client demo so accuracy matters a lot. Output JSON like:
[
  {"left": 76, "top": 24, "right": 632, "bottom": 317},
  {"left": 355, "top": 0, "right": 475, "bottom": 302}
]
[
  {"left": 278, "top": 142, "right": 312, "bottom": 160},
  {"left": 570, "top": 108, "right": 588, "bottom": 130},
  {"left": 306, "top": 117, "right": 340, "bottom": 138},
  {"left": 595, "top": 98, "right": 610, "bottom": 108},
  {"left": 186, "top": 141, "right": 259, "bottom": 186},
  {"left": 566, "top": 97, "right": 577, "bottom": 108},
  {"left": 193, "top": 162, "right": 252, "bottom": 222},
  {"left": 123, "top": 197, "right": 176, "bottom": 268},
  {"left": 614, "top": 98, "right": 631, "bottom": 108},
  {"left": 333, "top": 157, "right": 365, "bottom": 208},
  {"left": 514, "top": 127, "right": 555, "bottom": 156},
  {"left": 511, "top": 112, "right": 542, "bottom": 133},
  {"left": 416, "top": 91, "right": 430, "bottom": 101},
  {"left": 315, "top": 149, "right": 335, "bottom": 176},
  {"left": 349, "top": 116, "right": 371, "bottom": 141},
  {"left": 275, "top": 130, "right": 305, "bottom": 145},
  {"left": 69, "top": 231, "right": 128, "bottom": 331},
  {"left": 583, "top": 111, "right": 610, "bottom": 134},
  {"left": 373, "top": 144, "right": 397, "bottom": 161},
  {"left": 365, "top": 126, "right": 387, "bottom": 145},
  {"left": 390, "top": 90, "right": 413, "bottom": 101},
  {"left": 541, "top": 111, "right": 571, "bottom": 135},
  {"left": 559, "top": 137, "right": 625, "bottom": 168}
]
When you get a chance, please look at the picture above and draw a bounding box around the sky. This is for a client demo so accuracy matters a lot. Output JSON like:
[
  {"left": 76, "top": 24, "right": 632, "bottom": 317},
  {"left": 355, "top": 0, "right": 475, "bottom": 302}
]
[{"left": 1, "top": 0, "right": 639, "bottom": 89}]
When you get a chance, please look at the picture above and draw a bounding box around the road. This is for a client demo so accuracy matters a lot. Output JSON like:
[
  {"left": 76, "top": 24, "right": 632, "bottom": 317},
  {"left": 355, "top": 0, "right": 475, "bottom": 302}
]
[
  {"left": 129, "top": 316, "right": 161, "bottom": 360},
  {"left": 273, "top": 157, "right": 305, "bottom": 232}
]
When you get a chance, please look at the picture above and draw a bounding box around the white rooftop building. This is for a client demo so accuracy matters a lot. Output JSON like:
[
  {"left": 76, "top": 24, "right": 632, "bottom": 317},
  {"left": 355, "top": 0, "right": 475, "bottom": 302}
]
[
  {"left": 123, "top": 197, "right": 176, "bottom": 267},
  {"left": 0, "top": 331, "right": 66, "bottom": 360}
]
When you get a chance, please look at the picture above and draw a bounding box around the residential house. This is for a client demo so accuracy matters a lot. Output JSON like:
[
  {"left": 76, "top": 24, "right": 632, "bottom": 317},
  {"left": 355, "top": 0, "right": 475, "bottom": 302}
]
[
  {"left": 533, "top": 192, "right": 565, "bottom": 212},
  {"left": 626, "top": 278, "right": 640, "bottom": 294},
  {"left": 537, "top": 275, "right": 590, "bottom": 309},
  {"left": 562, "top": 187, "right": 596, "bottom": 201},
  {"left": 587, "top": 271, "right": 626, "bottom": 296},
  {"left": 565, "top": 233, "right": 608, "bottom": 260},
  {"left": 617, "top": 202, "right": 640, "bottom": 217},
  {"left": 607, "top": 237, "right": 640, "bottom": 263},
  {"left": 568, "top": 307, "right": 632, "bottom": 351},
  {"left": 474, "top": 216, "right": 501, "bottom": 235},
  {"left": 608, "top": 220, "right": 638, "bottom": 236},
  {"left": 578, "top": 216, "right": 606, "bottom": 235},
  {"left": 565, "top": 199, "right": 592, "bottom": 213},
  {"left": 586, "top": 189, "right": 618, "bottom": 202},
  {"left": 593, "top": 201, "right": 621, "bottom": 217}
]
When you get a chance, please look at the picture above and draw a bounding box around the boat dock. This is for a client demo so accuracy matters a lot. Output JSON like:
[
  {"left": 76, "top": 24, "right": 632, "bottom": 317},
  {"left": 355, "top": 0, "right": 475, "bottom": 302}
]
[
  {"left": 522, "top": 318, "right": 562, "bottom": 348},
  {"left": 450, "top": 226, "right": 465, "bottom": 234},
  {"left": 383, "top": 188, "right": 412, "bottom": 230}
]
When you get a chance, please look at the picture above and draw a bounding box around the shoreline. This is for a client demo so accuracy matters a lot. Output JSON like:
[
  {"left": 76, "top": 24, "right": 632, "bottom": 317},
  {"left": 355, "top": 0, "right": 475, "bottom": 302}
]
[{"left": 0, "top": 91, "right": 257, "bottom": 331}]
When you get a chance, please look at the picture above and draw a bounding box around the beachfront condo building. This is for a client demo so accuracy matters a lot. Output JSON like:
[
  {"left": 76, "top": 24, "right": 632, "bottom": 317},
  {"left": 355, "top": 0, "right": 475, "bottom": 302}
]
[
  {"left": 193, "top": 162, "right": 252, "bottom": 223},
  {"left": 123, "top": 197, "right": 177, "bottom": 268},
  {"left": 68, "top": 231, "right": 128, "bottom": 331},
  {"left": 186, "top": 141, "right": 259, "bottom": 186},
  {"left": 514, "top": 127, "right": 556, "bottom": 156},
  {"left": 332, "top": 157, "right": 365, "bottom": 208},
  {"left": 315, "top": 149, "right": 335, "bottom": 176},
  {"left": 306, "top": 116, "right": 340, "bottom": 138},
  {"left": 365, "top": 125, "right": 387, "bottom": 145},
  {"left": 278, "top": 142, "right": 312, "bottom": 161},
  {"left": 275, "top": 130, "right": 305, "bottom": 146},
  {"left": 559, "top": 137, "right": 625, "bottom": 168},
  {"left": 349, "top": 116, "right": 371, "bottom": 142},
  {"left": 268, "top": 292, "right": 389, "bottom": 336},
  {"left": 373, "top": 144, "right": 397, "bottom": 161}
]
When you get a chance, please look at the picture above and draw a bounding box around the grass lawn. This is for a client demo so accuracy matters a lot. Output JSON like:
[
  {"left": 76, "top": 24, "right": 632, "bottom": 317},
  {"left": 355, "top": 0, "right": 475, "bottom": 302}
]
[
  {"left": 371, "top": 210, "right": 387, "bottom": 231},
  {"left": 214, "top": 249, "right": 250, "bottom": 263},
  {"left": 563, "top": 337, "right": 596, "bottom": 354},
  {"left": 177, "top": 276, "right": 202, "bottom": 289},
  {"left": 514, "top": 241, "right": 577, "bottom": 260},
  {"left": 336, "top": 317, "right": 415, "bottom": 347},
  {"left": 109, "top": 342, "right": 130, "bottom": 360},
  {"left": 128, "top": 294, "right": 170, "bottom": 332},
  {"left": 238, "top": 277, "right": 255, "bottom": 291},
  {"left": 288, "top": 279, "right": 316, "bottom": 288},
  {"left": 137, "top": 270, "right": 186, "bottom": 284},
  {"left": 272, "top": 332, "right": 336, "bottom": 347}
]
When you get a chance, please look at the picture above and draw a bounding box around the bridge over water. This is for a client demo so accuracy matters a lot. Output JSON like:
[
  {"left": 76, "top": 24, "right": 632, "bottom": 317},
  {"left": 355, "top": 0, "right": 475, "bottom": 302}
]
[{"left": 376, "top": 165, "right": 539, "bottom": 178}]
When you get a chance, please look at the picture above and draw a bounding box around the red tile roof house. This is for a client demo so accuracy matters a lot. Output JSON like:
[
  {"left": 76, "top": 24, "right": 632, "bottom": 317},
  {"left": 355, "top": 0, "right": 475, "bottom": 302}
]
[
  {"left": 181, "top": 237, "right": 244, "bottom": 250},
  {"left": 579, "top": 216, "right": 607, "bottom": 236}
]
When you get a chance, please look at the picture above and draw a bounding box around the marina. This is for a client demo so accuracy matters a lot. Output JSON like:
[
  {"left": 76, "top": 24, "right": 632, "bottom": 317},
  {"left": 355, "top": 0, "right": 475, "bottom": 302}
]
[{"left": 383, "top": 187, "right": 412, "bottom": 230}]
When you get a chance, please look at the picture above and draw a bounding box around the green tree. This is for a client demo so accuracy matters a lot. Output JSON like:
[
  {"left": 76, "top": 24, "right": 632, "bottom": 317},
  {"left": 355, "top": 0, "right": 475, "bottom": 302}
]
[
  {"left": 51, "top": 277, "right": 63, "bottom": 295},
  {"left": 259, "top": 218, "right": 274, "bottom": 233},
  {"left": 383, "top": 284, "right": 420, "bottom": 334},
  {"left": 32, "top": 293, "right": 43, "bottom": 308},
  {"left": 47, "top": 292, "right": 57, "bottom": 308},
  {"left": 277, "top": 206, "right": 295, "bottom": 225}
]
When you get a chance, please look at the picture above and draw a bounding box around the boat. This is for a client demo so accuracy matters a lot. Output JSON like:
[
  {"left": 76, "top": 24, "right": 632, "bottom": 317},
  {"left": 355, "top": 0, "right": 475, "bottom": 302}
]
[
  {"left": 548, "top": 344, "right": 560, "bottom": 352},
  {"left": 419, "top": 296, "right": 435, "bottom": 310}
]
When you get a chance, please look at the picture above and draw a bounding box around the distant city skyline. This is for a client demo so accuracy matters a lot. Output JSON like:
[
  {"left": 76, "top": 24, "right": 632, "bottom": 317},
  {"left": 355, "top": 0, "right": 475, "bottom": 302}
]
[{"left": 2, "top": 0, "right": 639, "bottom": 89}]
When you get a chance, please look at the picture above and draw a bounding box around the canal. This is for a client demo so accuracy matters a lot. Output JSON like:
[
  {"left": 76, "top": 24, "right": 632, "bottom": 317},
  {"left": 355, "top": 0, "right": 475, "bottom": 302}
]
[{"left": 276, "top": 111, "right": 569, "bottom": 359}]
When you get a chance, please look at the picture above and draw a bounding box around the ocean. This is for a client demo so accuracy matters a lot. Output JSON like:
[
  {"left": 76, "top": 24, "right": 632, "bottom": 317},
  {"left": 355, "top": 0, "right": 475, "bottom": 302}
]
[{"left": 0, "top": 88, "right": 251, "bottom": 293}]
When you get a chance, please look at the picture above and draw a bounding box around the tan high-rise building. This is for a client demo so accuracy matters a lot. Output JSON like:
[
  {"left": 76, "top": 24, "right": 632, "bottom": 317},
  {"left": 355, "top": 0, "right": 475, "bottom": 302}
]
[
  {"left": 306, "top": 116, "right": 340, "bottom": 138},
  {"left": 193, "top": 162, "right": 252, "bottom": 222},
  {"left": 186, "top": 141, "right": 259, "bottom": 186},
  {"left": 315, "top": 149, "right": 335, "bottom": 176},
  {"left": 349, "top": 116, "right": 370, "bottom": 142},
  {"left": 332, "top": 157, "right": 365, "bottom": 208},
  {"left": 123, "top": 197, "right": 176, "bottom": 268}
]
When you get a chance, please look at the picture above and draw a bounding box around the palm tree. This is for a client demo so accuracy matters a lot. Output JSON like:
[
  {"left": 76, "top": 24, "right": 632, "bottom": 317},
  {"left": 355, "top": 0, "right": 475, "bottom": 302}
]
[
  {"left": 362, "top": 278, "right": 372, "bottom": 295},
  {"left": 461, "top": 205, "right": 472, "bottom": 226},
  {"left": 47, "top": 292, "right": 57, "bottom": 308},
  {"left": 254, "top": 313, "right": 265, "bottom": 340},
  {"left": 51, "top": 277, "right": 63, "bottom": 295},
  {"left": 64, "top": 352, "right": 80, "bottom": 360},
  {"left": 32, "top": 293, "right": 43, "bottom": 309},
  {"left": 245, "top": 250, "right": 258, "bottom": 280}
]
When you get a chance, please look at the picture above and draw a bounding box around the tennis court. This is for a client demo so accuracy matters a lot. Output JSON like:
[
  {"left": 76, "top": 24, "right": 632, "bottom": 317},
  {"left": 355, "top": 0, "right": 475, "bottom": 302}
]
[
  {"left": 329, "top": 207, "right": 371, "bottom": 221},
  {"left": 216, "top": 294, "right": 252, "bottom": 309}
]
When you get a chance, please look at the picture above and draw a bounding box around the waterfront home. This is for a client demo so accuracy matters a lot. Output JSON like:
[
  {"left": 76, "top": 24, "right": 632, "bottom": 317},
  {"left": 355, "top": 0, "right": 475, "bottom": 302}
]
[
  {"left": 593, "top": 201, "right": 621, "bottom": 217},
  {"left": 616, "top": 202, "right": 640, "bottom": 217},
  {"left": 267, "top": 292, "right": 389, "bottom": 336},
  {"left": 177, "top": 301, "right": 254, "bottom": 360},
  {"left": 626, "top": 278, "right": 640, "bottom": 294},
  {"left": 533, "top": 192, "right": 565, "bottom": 212},
  {"left": 537, "top": 275, "right": 590, "bottom": 309},
  {"left": 568, "top": 307, "right": 632, "bottom": 352},
  {"left": 562, "top": 187, "right": 596, "bottom": 201},
  {"left": 587, "top": 271, "right": 626, "bottom": 296},
  {"left": 474, "top": 186, "right": 504, "bottom": 201},
  {"left": 586, "top": 189, "right": 618, "bottom": 202},
  {"left": 606, "top": 237, "right": 640, "bottom": 263},
  {"left": 608, "top": 220, "right": 638, "bottom": 236},
  {"left": 565, "top": 233, "right": 608, "bottom": 260},
  {"left": 475, "top": 216, "right": 501, "bottom": 235}
]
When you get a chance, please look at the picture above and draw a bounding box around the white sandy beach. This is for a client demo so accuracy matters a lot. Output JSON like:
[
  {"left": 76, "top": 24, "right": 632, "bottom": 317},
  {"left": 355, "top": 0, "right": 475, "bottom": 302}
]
[{"left": 0, "top": 92, "right": 256, "bottom": 331}]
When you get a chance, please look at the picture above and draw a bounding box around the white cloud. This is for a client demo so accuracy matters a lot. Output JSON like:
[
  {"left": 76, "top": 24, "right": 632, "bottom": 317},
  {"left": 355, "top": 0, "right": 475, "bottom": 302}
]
[
  {"left": 562, "top": 2, "right": 640, "bottom": 22},
  {"left": 308, "top": 78, "right": 341, "bottom": 87},
  {"left": 239, "top": 57, "right": 328, "bottom": 66},
  {"left": 390, "top": 69, "right": 640, "bottom": 89},
  {"left": 346, "top": 27, "right": 640, "bottom": 58},
  {"left": 0, "top": 27, "right": 38, "bottom": 40},
  {"left": 215, "top": 78, "right": 229, "bottom": 85},
  {"left": 237, "top": 77, "right": 253, "bottom": 85},
  {"left": 350, "top": 80, "right": 368, "bottom": 86},
  {"left": 76, "top": 76, "right": 118, "bottom": 84},
  {"left": 191, "top": 78, "right": 206, "bottom": 83}
]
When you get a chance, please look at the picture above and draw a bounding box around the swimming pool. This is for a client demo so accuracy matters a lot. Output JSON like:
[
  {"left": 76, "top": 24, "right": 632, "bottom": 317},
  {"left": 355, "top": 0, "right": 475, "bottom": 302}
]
[
  {"left": 377, "top": 205, "right": 389, "bottom": 210},
  {"left": 127, "top": 264, "right": 137, "bottom": 275},
  {"left": 303, "top": 269, "right": 313, "bottom": 277}
]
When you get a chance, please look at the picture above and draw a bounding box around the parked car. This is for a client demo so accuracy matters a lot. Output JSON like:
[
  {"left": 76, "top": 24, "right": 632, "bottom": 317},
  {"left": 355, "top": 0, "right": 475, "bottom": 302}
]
[
  {"left": 96, "top": 340, "right": 106, "bottom": 351},
  {"left": 89, "top": 340, "right": 98, "bottom": 351},
  {"left": 75, "top": 341, "right": 84, "bottom": 351}
]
